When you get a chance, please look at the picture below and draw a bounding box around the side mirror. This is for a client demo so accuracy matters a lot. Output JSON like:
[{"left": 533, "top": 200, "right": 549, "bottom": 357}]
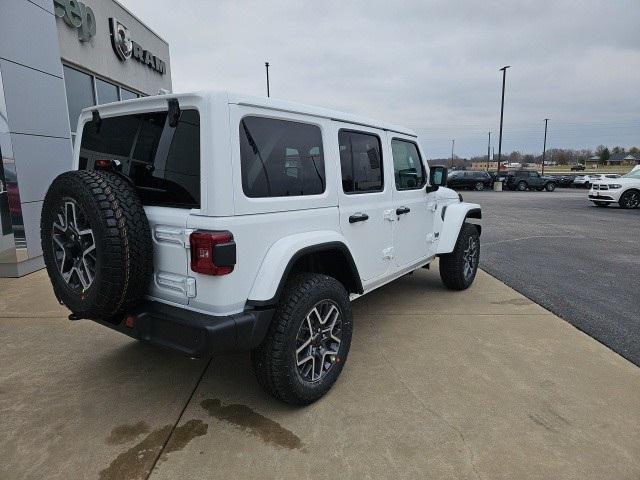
[{"left": 426, "top": 165, "right": 448, "bottom": 192}]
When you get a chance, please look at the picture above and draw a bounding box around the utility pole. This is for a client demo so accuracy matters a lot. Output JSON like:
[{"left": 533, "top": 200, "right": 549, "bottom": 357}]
[
  {"left": 542, "top": 118, "right": 549, "bottom": 175},
  {"left": 451, "top": 139, "right": 455, "bottom": 168},
  {"left": 497, "top": 65, "right": 510, "bottom": 171},
  {"left": 265, "top": 62, "right": 270, "bottom": 97},
  {"left": 487, "top": 132, "right": 491, "bottom": 171}
]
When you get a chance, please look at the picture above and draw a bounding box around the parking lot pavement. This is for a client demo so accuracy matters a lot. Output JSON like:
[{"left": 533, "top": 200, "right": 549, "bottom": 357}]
[
  {"left": 3, "top": 268, "right": 640, "bottom": 480},
  {"left": 464, "top": 188, "right": 640, "bottom": 365}
]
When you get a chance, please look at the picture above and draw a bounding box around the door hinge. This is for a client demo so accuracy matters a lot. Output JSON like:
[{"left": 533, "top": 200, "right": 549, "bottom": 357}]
[
  {"left": 383, "top": 247, "right": 394, "bottom": 260},
  {"left": 383, "top": 209, "right": 395, "bottom": 221},
  {"left": 154, "top": 226, "right": 194, "bottom": 248},
  {"left": 155, "top": 272, "right": 197, "bottom": 298}
]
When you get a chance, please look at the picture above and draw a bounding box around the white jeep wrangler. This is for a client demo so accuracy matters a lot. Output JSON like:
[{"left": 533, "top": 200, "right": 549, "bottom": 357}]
[{"left": 41, "top": 91, "right": 481, "bottom": 405}]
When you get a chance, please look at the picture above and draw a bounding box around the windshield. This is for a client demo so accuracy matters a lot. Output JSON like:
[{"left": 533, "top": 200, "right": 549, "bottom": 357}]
[{"left": 623, "top": 169, "right": 640, "bottom": 179}]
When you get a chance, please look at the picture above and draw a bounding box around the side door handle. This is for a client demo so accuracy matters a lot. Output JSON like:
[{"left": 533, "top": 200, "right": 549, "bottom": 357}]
[
  {"left": 396, "top": 206, "right": 410, "bottom": 215},
  {"left": 349, "top": 212, "right": 369, "bottom": 223}
]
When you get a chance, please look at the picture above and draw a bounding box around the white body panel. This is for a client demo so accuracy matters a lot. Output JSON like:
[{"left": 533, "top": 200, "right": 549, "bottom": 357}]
[{"left": 74, "top": 90, "right": 479, "bottom": 317}]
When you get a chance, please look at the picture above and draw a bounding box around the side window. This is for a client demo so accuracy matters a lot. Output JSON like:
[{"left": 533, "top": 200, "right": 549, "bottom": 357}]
[
  {"left": 339, "top": 130, "right": 383, "bottom": 193},
  {"left": 530, "top": 171, "right": 539, "bottom": 178},
  {"left": 239, "top": 116, "right": 325, "bottom": 198},
  {"left": 391, "top": 139, "right": 424, "bottom": 190}
]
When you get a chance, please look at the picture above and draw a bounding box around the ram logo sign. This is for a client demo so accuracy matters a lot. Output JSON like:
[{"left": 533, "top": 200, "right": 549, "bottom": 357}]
[{"left": 109, "top": 18, "right": 166, "bottom": 75}]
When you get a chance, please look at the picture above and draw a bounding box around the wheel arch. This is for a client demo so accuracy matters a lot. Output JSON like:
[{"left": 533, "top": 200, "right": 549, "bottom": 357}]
[
  {"left": 437, "top": 203, "right": 482, "bottom": 255},
  {"left": 247, "top": 232, "right": 363, "bottom": 308}
]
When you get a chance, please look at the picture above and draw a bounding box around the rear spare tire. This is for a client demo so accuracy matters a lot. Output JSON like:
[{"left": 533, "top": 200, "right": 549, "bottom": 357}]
[{"left": 41, "top": 170, "right": 153, "bottom": 320}]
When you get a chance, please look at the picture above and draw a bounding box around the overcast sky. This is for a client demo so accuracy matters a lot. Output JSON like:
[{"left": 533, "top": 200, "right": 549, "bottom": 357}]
[{"left": 123, "top": 0, "right": 639, "bottom": 159}]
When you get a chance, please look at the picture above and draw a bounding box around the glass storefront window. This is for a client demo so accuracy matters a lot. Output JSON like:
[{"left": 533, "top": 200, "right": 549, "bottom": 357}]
[
  {"left": 63, "top": 66, "right": 95, "bottom": 133},
  {"left": 120, "top": 88, "right": 139, "bottom": 101},
  {"left": 96, "top": 78, "right": 119, "bottom": 105}
]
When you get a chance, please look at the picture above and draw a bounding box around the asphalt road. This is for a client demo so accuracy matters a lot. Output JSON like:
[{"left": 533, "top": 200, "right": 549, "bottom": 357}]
[{"left": 464, "top": 188, "right": 640, "bottom": 365}]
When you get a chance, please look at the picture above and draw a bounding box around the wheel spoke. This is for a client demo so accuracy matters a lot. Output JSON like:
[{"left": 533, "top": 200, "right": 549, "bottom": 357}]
[
  {"left": 297, "top": 354, "right": 313, "bottom": 367},
  {"left": 320, "top": 305, "right": 338, "bottom": 326},
  {"left": 296, "top": 337, "right": 312, "bottom": 357}
]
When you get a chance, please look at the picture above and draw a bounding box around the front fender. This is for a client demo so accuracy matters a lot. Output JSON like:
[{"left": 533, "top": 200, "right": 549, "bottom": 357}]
[
  {"left": 437, "top": 202, "right": 481, "bottom": 254},
  {"left": 247, "top": 230, "right": 355, "bottom": 304}
]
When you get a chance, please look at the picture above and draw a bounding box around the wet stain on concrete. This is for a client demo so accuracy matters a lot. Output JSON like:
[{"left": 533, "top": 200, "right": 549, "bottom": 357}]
[
  {"left": 158, "top": 419, "right": 209, "bottom": 462},
  {"left": 99, "top": 420, "right": 208, "bottom": 480},
  {"left": 492, "top": 298, "right": 532, "bottom": 306},
  {"left": 106, "top": 421, "right": 150, "bottom": 445},
  {"left": 201, "top": 398, "right": 305, "bottom": 451}
]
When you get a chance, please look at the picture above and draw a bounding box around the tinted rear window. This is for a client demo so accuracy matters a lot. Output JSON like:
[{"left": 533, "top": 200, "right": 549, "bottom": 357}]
[{"left": 80, "top": 109, "right": 200, "bottom": 208}]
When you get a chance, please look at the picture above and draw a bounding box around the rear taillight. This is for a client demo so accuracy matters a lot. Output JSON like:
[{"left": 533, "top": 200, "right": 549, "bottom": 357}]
[{"left": 189, "top": 230, "right": 236, "bottom": 275}]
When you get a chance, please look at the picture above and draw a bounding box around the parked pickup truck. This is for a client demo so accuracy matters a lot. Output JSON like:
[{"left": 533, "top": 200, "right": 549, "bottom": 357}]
[{"left": 40, "top": 91, "right": 481, "bottom": 405}]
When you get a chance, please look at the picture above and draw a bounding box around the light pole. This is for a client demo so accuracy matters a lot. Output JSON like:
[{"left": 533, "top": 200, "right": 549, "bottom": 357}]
[
  {"left": 451, "top": 139, "right": 455, "bottom": 168},
  {"left": 265, "top": 62, "right": 270, "bottom": 97},
  {"left": 542, "top": 118, "right": 549, "bottom": 176},
  {"left": 497, "top": 65, "right": 510, "bottom": 171},
  {"left": 487, "top": 132, "right": 491, "bottom": 171}
]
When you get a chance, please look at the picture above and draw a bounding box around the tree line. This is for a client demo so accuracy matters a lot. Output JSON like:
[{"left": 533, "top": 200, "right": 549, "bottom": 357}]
[{"left": 431, "top": 145, "right": 639, "bottom": 166}]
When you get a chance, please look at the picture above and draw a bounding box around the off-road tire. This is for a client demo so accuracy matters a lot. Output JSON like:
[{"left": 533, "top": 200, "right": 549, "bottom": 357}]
[
  {"left": 517, "top": 181, "right": 528, "bottom": 191},
  {"left": 545, "top": 182, "right": 556, "bottom": 192},
  {"left": 439, "top": 223, "right": 480, "bottom": 291},
  {"left": 251, "top": 273, "right": 353, "bottom": 405},
  {"left": 619, "top": 190, "right": 640, "bottom": 209},
  {"left": 474, "top": 182, "right": 484, "bottom": 191},
  {"left": 41, "top": 170, "right": 153, "bottom": 320}
]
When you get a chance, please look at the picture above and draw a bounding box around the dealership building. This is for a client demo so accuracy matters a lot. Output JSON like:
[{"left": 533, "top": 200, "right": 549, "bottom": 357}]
[{"left": 0, "top": 0, "right": 172, "bottom": 276}]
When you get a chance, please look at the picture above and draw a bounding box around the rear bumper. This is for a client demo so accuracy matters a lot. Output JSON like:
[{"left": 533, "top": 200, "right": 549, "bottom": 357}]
[{"left": 94, "top": 301, "right": 274, "bottom": 358}]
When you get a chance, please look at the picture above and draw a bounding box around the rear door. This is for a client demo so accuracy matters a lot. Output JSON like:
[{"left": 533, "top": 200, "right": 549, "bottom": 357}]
[
  {"left": 79, "top": 108, "right": 201, "bottom": 305},
  {"left": 337, "top": 126, "right": 393, "bottom": 282}
]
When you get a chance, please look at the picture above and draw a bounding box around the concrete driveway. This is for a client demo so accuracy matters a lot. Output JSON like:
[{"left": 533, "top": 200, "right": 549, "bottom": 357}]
[{"left": 1, "top": 266, "right": 639, "bottom": 480}]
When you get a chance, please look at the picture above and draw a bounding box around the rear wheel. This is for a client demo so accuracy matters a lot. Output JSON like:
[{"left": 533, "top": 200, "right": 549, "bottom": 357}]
[
  {"left": 474, "top": 182, "right": 485, "bottom": 191},
  {"left": 439, "top": 224, "right": 480, "bottom": 290},
  {"left": 251, "top": 273, "right": 353, "bottom": 405},
  {"left": 517, "top": 181, "right": 528, "bottom": 191},
  {"left": 619, "top": 190, "right": 640, "bottom": 209}
]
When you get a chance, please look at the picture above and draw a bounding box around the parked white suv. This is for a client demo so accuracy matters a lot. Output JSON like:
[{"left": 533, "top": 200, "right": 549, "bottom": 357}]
[
  {"left": 589, "top": 168, "right": 640, "bottom": 208},
  {"left": 40, "top": 91, "right": 481, "bottom": 404}
]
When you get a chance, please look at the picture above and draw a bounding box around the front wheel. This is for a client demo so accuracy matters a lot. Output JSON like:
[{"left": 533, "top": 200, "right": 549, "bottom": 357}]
[
  {"left": 619, "top": 190, "right": 640, "bottom": 209},
  {"left": 439, "top": 224, "right": 480, "bottom": 290},
  {"left": 474, "top": 182, "right": 485, "bottom": 191},
  {"left": 251, "top": 273, "right": 353, "bottom": 405},
  {"left": 545, "top": 182, "right": 556, "bottom": 192}
]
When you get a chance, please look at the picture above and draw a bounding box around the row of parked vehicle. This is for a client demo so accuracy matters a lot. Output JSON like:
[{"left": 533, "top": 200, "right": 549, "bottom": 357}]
[
  {"left": 445, "top": 166, "right": 640, "bottom": 209},
  {"left": 447, "top": 170, "right": 557, "bottom": 191},
  {"left": 446, "top": 170, "right": 634, "bottom": 192}
]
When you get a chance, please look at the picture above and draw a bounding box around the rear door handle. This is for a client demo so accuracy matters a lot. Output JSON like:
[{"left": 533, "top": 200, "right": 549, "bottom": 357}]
[
  {"left": 349, "top": 213, "right": 369, "bottom": 223},
  {"left": 396, "top": 207, "right": 410, "bottom": 215}
]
